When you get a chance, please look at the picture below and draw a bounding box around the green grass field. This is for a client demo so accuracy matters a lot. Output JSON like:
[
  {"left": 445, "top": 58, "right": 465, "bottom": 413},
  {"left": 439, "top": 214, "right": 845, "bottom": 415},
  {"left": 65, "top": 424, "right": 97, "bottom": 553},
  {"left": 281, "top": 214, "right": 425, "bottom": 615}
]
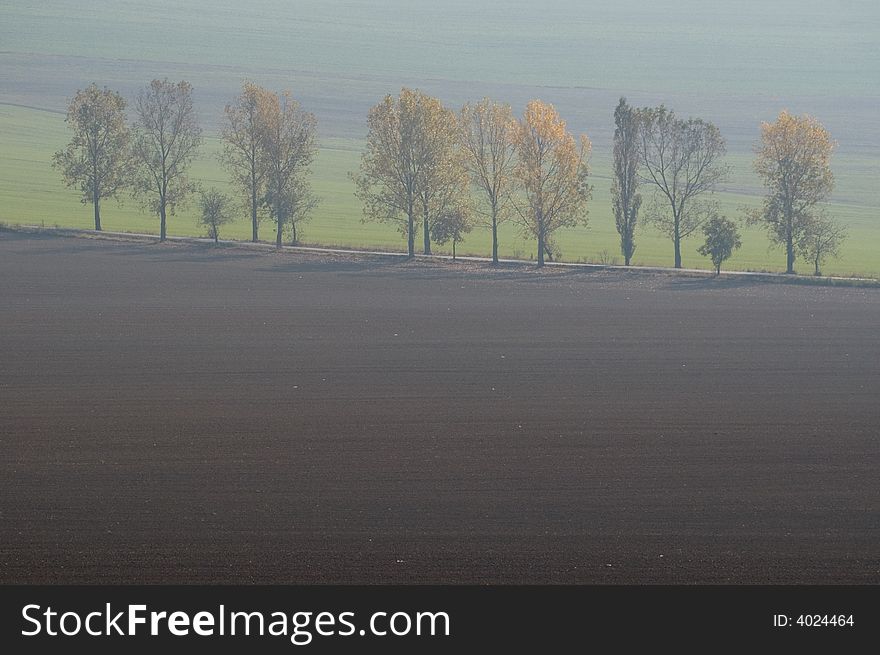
[
  {"left": 1, "top": 1, "right": 877, "bottom": 276},
  {"left": 1, "top": 103, "right": 876, "bottom": 276}
]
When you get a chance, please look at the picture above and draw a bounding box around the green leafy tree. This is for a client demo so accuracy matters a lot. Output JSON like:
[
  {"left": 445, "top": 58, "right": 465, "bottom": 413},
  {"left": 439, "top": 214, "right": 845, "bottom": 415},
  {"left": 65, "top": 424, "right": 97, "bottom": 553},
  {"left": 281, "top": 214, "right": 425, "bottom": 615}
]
[
  {"left": 799, "top": 214, "right": 846, "bottom": 276},
  {"left": 432, "top": 207, "right": 474, "bottom": 261},
  {"left": 198, "top": 188, "right": 233, "bottom": 244},
  {"left": 53, "top": 84, "right": 131, "bottom": 231},
  {"left": 639, "top": 105, "right": 728, "bottom": 268},
  {"left": 611, "top": 97, "right": 642, "bottom": 266},
  {"left": 269, "top": 177, "right": 318, "bottom": 246},
  {"left": 698, "top": 215, "right": 741, "bottom": 275}
]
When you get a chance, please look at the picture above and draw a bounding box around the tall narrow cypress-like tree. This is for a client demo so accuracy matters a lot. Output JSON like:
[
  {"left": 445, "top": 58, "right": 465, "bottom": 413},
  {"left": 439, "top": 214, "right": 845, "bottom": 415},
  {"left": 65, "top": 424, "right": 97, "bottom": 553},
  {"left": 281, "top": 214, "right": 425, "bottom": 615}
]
[{"left": 611, "top": 98, "right": 642, "bottom": 266}]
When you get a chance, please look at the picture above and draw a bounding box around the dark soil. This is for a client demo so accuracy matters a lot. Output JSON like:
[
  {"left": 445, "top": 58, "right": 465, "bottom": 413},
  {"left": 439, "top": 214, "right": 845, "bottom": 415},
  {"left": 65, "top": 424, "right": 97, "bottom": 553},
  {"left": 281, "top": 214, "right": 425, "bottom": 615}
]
[{"left": 1, "top": 232, "right": 877, "bottom": 583}]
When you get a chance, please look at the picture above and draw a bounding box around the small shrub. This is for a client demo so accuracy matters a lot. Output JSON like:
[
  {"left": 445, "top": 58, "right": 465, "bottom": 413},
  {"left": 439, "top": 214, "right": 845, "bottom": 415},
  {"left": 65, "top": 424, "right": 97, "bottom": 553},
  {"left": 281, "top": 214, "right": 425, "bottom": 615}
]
[
  {"left": 199, "top": 188, "right": 233, "bottom": 244},
  {"left": 698, "top": 215, "right": 742, "bottom": 275}
]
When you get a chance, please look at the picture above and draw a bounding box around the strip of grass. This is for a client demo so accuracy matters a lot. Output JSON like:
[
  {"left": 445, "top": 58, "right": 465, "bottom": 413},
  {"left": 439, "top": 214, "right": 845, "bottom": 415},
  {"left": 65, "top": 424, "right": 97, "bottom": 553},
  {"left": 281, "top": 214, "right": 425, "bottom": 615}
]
[{"left": 1, "top": 103, "right": 877, "bottom": 277}]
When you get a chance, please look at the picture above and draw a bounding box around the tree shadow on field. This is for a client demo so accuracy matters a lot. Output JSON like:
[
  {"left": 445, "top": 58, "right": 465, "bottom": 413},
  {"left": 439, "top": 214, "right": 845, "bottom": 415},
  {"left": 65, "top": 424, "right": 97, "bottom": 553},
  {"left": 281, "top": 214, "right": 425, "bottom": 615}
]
[
  {"left": 664, "top": 276, "right": 769, "bottom": 291},
  {"left": 287, "top": 260, "right": 635, "bottom": 284},
  {"left": 257, "top": 256, "right": 409, "bottom": 275},
  {"left": 130, "top": 243, "right": 270, "bottom": 263},
  {"left": 0, "top": 235, "right": 154, "bottom": 259},
  {"left": 427, "top": 265, "right": 634, "bottom": 286},
  {"left": 340, "top": 263, "right": 548, "bottom": 283}
]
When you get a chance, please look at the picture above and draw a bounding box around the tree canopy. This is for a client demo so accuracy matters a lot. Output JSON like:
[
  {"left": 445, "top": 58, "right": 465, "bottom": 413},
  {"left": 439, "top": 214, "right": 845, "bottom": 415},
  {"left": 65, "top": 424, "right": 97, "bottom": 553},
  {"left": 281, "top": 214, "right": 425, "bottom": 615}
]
[
  {"left": 220, "top": 81, "right": 274, "bottom": 242},
  {"left": 698, "top": 215, "right": 742, "bottom": 275},
  {"left": 131, "top": 79, "right": 202, "bottom": 241},
  {"left": 53, "top": 83, "right": 132, "bottom": 231},
  {"left": 639, "top": 105, "right": 728, "bottom": 268},
  {"left": 513, "top": 100, "right": 591, "bottom": 267},
  {"left": 258, "top": 90, "right": 318, "bottom": 248},
  {"left": 751, "top": 111, "right": 835, "bottom": 274},
  {"left": 611, "top": 97, "right": 642, "bottom": 266},
  {"left": 459, "top": 99, "right": 518, "bottom": 264}
]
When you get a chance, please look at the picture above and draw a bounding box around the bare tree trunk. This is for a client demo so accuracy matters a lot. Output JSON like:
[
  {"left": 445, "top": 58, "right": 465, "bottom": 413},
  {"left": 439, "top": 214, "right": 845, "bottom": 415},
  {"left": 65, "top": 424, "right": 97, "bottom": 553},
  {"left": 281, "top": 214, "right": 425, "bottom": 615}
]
[
  {"left": 423, "top": 211, "right": 431, "bottom": 255},
  {"left": 159, "top": 201, "right": 167, "bottom": 241},
  {"left": 251, "top": 184, "right": 258, "bottom": 242},
  {"left": 93, "top": 197, "right": 101, "bottom": 232},
  {"left": 275, "top": 218, "right": 283, "bottom": 248},
  {"left": 452, "top": 239, "right": 456, "bottom": 261},
  {"left": 673, "top": 217, "right": 682, "bottom": 268},
  {"left": 536, "top": 226, "right": 545, "bottom": 267},
  {"left": 407, "top": 204, "right": 415, "bottom": 258},
  {"left": 491, "top": 207, "right": 499, "bottom": 264},
  {"left": 786, "top": 236, "right": 795, "bottom": 274},
  {"left": 625, "top": 213, "right": 635, "bottom": 265}
]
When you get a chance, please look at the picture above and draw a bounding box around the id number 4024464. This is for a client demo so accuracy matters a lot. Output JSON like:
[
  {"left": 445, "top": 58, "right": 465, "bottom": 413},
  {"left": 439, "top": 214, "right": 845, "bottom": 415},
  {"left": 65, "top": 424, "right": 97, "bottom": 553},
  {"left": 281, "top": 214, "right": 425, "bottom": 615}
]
[{"left": 773, "top": 614, "right": 854, "bottom": 627}]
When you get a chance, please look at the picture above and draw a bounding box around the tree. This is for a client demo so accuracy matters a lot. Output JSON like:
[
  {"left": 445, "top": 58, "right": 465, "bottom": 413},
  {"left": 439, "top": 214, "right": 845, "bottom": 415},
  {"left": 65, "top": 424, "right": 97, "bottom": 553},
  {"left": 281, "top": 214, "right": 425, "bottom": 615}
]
[
  {"left": 513, "top": 100, "right": 591, "bottom": 267},
  {"left": 273, "top": 177, "right": 318, "bottom": 246},
  {"left": 639, "top": 105, "right": 728, "bottom": 268},
  {"left": 611, "top": 97, "right": 642, "bottom": 266},
  {"left": 221, "top": 81, "right": 273, "bottom": 243},
  {"left": 698, "top": 215, "right": 741, "bottom": 275},
  {"left": 258, "top": 90, "right": 318, "bottom": 248},
  {"left": 415, "top": 96, "right": 466, "bottom": 255},
  {"left": 53, "top": 84, "right": 131, "bottom": 231},
  {"left": 432, "top": 207, "right": 474, "bottom": 261},
  {"left": 459, "top": 99, "right": 518, "bottom": 264},
  {"left": 131, "top": 79, "right": 202, "bottom": 241},
  {"left": 354, "top": 88, "right": 452, "bottom": 258},
  {"left": 198, "top": 188, "right": 233, "bottom": 244},
  {"left": 751, "top": 111, "right": 835, "bottom": 274},
  {"left": 799, "top": 214, "right": 846, "bottom": 276}
]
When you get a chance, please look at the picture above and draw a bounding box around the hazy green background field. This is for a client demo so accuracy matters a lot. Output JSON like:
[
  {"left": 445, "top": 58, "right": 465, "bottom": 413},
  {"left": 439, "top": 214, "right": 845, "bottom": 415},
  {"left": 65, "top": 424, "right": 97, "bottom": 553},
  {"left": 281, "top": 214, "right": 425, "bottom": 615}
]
[{"left": 1, "top": 0, "right": 878, "bottom": 275}]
